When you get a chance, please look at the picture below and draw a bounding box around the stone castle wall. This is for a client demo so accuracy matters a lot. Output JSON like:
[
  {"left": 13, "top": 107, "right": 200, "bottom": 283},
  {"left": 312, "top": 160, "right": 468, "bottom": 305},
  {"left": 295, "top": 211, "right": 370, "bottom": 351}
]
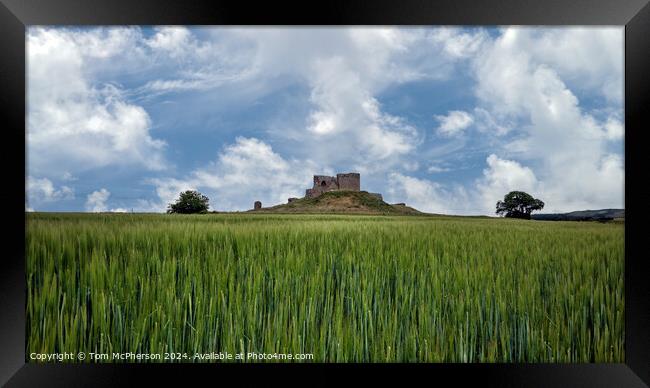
[
  {"left": 305, "top": 172, "right": 361, "bottom": 198},
  {"left": 336, "top": 173, "right": 361, "bottom": 191}
]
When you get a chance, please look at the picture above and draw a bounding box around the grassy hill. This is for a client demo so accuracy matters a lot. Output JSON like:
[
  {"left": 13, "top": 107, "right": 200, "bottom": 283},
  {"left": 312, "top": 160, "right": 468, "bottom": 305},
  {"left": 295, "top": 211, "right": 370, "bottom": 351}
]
[
  {"left": 250, "top": 190, "right": 423, "bottom": 215},
  {"left": 532, "top": 209, "right": 624, "bottom": 222}
]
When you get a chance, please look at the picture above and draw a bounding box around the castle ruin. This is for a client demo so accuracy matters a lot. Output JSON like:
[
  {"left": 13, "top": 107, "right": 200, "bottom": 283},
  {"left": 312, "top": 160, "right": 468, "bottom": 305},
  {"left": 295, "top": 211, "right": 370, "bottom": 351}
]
[
  {"left": 254, "top": 172, "right": 384, "bottom": 210},
  {"left": 304, "top": 172, "right": 382, "bottom": 200}
]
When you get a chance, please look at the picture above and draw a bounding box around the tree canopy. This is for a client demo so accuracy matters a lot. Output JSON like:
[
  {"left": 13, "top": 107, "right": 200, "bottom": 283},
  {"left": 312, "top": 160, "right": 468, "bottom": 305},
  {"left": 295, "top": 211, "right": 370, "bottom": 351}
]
[
  {"left": 496, "top": 191, "right": 544, "bottom": 219},
  {"left": 167, "top": 190, "right": 210, "bottom": 214}
]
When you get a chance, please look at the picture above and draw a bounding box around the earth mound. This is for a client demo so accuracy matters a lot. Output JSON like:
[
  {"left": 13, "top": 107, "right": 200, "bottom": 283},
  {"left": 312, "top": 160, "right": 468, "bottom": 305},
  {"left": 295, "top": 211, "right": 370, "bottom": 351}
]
[{"left": 251, "top": 191, "right": 422, "bottom": 215}]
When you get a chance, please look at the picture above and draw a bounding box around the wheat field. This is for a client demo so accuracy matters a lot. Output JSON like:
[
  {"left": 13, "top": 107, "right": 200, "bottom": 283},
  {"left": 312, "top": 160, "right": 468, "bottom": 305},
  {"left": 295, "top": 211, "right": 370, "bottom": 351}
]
[{"left": 25, "top": 213, "right": 624, "bottom": 362}]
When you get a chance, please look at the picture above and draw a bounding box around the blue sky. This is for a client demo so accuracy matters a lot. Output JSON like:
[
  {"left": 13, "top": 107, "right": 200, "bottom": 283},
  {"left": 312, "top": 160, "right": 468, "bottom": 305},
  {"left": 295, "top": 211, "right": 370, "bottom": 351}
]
[{"left": 26, "top": 26, "right": 624, "bottom": 215}]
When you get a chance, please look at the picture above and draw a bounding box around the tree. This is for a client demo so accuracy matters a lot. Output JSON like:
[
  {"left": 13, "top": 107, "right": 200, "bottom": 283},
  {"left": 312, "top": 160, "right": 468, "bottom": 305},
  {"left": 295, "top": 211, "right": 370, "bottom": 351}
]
[
  {"left": 167, "top": 190, "right": 210, "bottom": 214},
  {"left": 496, "top": 191, "right": 544, "bottom": 219}
]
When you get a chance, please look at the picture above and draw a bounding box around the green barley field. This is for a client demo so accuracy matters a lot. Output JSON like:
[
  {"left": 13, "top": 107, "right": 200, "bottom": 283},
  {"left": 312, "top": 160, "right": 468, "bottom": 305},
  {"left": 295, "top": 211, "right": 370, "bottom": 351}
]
[{"left": 26, "top": 213, "right": 624, "bottom": 362}]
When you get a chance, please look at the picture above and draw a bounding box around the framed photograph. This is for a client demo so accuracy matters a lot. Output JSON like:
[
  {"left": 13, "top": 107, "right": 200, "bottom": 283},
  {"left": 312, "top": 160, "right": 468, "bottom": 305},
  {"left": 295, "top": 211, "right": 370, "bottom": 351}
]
[{"left": 1, "top": 0, "right": 649, "bottom": 386}]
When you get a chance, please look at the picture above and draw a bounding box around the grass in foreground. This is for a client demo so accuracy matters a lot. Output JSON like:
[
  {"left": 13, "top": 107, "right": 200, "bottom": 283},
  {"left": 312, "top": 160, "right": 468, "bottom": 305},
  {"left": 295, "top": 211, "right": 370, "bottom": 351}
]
[{"left": 26, "top": 213, "right": 623, "bottom": 362}]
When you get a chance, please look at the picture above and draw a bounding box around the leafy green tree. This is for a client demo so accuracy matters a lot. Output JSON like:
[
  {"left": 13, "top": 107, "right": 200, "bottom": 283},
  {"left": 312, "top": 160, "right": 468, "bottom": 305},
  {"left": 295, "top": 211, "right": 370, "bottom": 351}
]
[
  {"left": 496, "top": 191, "right": 544, "bottom": 219},
  {"left": 167, "top": 190, "right": 210, "bottom": 214}
]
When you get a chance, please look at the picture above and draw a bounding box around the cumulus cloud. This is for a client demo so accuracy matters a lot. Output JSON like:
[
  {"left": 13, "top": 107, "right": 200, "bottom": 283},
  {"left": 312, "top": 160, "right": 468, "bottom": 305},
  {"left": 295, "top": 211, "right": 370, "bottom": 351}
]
[
  {"left": 146, "top": 137, "right": 317, "bottom": 212},
  {"left": 476, "top": 154, "right": 540, "bottom": 214},
  {"left": 539, "top": 153, "right": 624, "bottom": 213},
  {"left": 157, "top": 27, "right": 487, "bottom": 171},
  {"left": 85, "top": 188, "right": 127, "bottom": 212},
  {"left": 138, "top": 27, "right": 257, "bottom": 96},
  {"left": 26, "top": 176, "right": 74, "bottom": 210},
  {"left": 28, "top": 26, "right": 490, "bottom": 187},
  {"left": 474, "top": 150, "right": 623, "bottom": 215},
  {"left": 473, "top": 28, "right": 623, "bottom": 150},
  {"left": 521, "top": 27, "right": 623, "bottom": 103},
  {"left": 387, "top": 155, "right": 540, "bottom": 216},
  {"left": 85, "top": 189, "right": 111, "bottom": 212},
  {"left": 27, "top": 27, "right": 167, "bottom": 176},
  {"left": 26, "top": 26, "right": 623, "bottom": 214},
  {"left": 470, "top": 27, "right": 624, "bottom": 212},
  {"left": 304, "top": 56, "right": 418, "bottom": 161},
  {"left": 286, "top": 30, "right": 429, "bottom": 167},
  {"left": 388, "top": 147, "right": 621, "bottom": 216},
  {"left": 163, "top": 27, "right": 620, "bottom": 214},
  {"left": 386, "top": 173, "right": 472, "bottom": 214},
  {"left": 604, "top": 117, "right": 624, "bottom": 140},
  {"left": 427, "top": 28, "right": 489, "bottom": 59},
  {"left": 435, "top": 110, "right": 474, "bottom": 137},
  {"left": 145, "top": 26, "right": 191, "bottom": 57}
]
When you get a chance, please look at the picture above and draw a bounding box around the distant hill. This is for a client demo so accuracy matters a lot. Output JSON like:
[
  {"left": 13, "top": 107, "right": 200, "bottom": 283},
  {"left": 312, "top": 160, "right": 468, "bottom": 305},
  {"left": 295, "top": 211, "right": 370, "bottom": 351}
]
[
  {"left": 250, "top": 191, "right": 422, "bottom": 215},
  {"left": 532, "top": 209, "right": 624, "bottom": 222}
]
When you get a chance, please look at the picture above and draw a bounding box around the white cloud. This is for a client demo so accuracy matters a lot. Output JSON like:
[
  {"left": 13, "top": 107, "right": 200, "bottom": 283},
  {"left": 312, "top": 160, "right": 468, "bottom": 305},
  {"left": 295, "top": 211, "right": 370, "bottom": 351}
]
[
  {"left": 188, "top": 28, "right": 436, "bottom": 172},
  {"left": 434, "top": 107, "right": 511, "bottom": 137},
  {"left": 427, "top": 28, "right": 488, "bottom": 58},
  {"left": 386, "top": 155, "right": 540, "bottom": 216},
  {"left": 402, "top": 160, "right": 420, "bottom": 172},
  {"left": 84, "top": 188, "right": 128, "bottom": 212},
  {"left": 141, "top": 27, "right": 487, "bottom": 171},
  {"left": 523, "top": 27, "right": 623, "bottom": 103},
  {"left": 26, "top": 176, "right": 74, "bottom": 210},
  {"left": 27, "top": 27, "right": 167, "bottom": 176},
  {"left": 147, "top": 137, "right": 317, "bottom": 212},
  {"left": 29, "top": 26, "right": 490, "bottom": 185},
  {"left": 136, "top": 26, "right": 259, "bottom": 96},
  {"left": 392, "top": 149, "right": 623, "bottom": 216},
  {"left": 85, "top": 189, "right": 111, "bottom": 212},
  {"left": 604, "top": 117, "right": 624, "bottom": 140},
  {"left": 145, "top": 26, "right": 191, "bottom": 57},
  {"left": 151, "top": 27, "right": 621, "bottom": 214},
  {"left": 435, "top": 110, "right": 474, "bottom": 137},
  {"left": 472, "top": 107, "right": 512, "bottom": 136},
  {"left": 116, "top": 27, "right": 461, "bottom": 173},
  {"left": 473, "top": 28, "right": 622, "bottom": 147},
  {"left": 71, "top": 28, "right": 144, "bottom": 59},
  {"left": 141, "top": 72, "right": 249, "bottom": 93},
  {"left": 61, "top": 172, "right": 78, "bottom": 181},
  {"left": 539, "top": 153, "right": 624, "bottom": 213},
  {"left": 474, "top": 150, "right": 624, "bottom": 215},
  {"left": 301, "top": 50, "right": 419, "bottom": 164},
  {"left": 26, "top": 27, "right": 624, "bottom": 214},
  {"left": 427, "top": 165, "right": 450, "bottom": 173},
  {"left": 25, "top": 175, "right": 75, "bottom": 211},
  {"left": 386, "top": 173, "right": 472, "bottom": 214},
  {"left": 476, "top": 154, "right": 540, "bottom": 214},
  {"left": 470, "top": 27, "right": 624, "bottom": 212}
]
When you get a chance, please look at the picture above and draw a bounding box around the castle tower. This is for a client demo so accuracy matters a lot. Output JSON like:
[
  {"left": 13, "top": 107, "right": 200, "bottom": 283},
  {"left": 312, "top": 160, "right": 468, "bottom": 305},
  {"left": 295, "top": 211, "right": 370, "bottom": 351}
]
[
  {"left": 336, "top": 173, "right": 360, "bottom": 191},
  {"left": 305, "top": 172, "right": 361, "bottom": 198}
]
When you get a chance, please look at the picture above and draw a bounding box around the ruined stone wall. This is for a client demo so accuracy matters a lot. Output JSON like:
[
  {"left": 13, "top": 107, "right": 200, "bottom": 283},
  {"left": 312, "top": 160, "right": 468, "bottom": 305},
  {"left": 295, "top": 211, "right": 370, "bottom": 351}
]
[
  {"left": 307, "top": 175, "right": 338, "bottom": 197},
  {"left": 336, "top": 173, "right": 360, "bottom": 191},
  {"left": 305, "top": 172, "right": 362, "bottom": 198},
  {"left": 314, "top": 175, "right": 339, "bottom": 190}
]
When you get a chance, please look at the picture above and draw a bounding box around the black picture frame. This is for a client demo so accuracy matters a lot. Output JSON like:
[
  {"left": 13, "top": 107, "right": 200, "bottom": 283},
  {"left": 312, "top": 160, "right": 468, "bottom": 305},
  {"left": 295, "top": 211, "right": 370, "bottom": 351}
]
[{"left": 1, "top": 0, "right": 648, "bottom": 386}]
